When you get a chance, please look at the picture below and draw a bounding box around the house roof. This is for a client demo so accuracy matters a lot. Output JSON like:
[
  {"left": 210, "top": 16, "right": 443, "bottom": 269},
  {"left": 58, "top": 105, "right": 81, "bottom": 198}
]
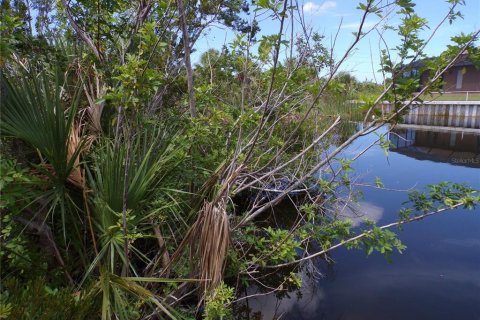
[{"left": 410, "top": 53, "right": 475, "bottom": 69}]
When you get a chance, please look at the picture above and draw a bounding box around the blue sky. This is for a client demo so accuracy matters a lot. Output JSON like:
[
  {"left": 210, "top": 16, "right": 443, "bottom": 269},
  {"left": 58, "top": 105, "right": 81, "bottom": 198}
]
[{"left": 193, "top": 0, "right": 480, "bottom": 82}]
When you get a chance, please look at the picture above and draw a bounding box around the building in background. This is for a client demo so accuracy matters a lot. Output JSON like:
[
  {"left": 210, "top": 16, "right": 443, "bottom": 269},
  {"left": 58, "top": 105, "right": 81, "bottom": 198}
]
[{"left": 405, "top": 54, "right": 480, "bottom": 93}]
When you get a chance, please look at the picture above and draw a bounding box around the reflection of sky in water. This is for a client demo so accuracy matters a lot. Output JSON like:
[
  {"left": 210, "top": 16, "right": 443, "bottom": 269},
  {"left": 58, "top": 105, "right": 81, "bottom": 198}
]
[
  {"left": 336, "top": 201, "right": 384, "bottom": 227},
  {"left": 245, "top": 268, "right": 327, "bottom": 319},
  {"left": 243, "top": 126, "right": 480, "bottom": 320}
]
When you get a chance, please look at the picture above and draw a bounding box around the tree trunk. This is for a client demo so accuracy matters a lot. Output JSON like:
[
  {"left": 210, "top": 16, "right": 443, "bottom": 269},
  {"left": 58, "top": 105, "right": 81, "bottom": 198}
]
[{"left": 177, "top": 0, "right": 197, "bottom": 117}]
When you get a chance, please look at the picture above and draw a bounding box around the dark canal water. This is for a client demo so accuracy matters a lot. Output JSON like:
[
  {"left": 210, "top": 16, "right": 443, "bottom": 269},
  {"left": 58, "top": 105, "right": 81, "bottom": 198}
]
[{"left": 240, "top": 125, "right": 480, "bottom": 320}]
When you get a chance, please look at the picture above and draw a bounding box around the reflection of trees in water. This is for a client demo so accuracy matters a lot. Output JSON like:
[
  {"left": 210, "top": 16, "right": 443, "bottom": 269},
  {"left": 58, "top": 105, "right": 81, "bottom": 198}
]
[
  {"left": 231, "top": 210, "right": 341, "bottom": 319},
  {"left": 336, "top": 122, "right": 360, "bottom": 145},
  {"left": 232, "top": 258, "right": 337, "bottom": 320},
  {"left": 322, "top": 121, "right": 361, "bottom": 147}
]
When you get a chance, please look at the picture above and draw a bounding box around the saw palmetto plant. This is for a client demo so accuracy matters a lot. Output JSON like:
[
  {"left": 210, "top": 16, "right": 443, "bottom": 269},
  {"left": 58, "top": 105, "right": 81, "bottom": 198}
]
[
  {"left": 1, "top": 67, "right": 190, "bottom": 319},
  {"left": 2, "top": 1, "right": 480, "bottom": 319}
]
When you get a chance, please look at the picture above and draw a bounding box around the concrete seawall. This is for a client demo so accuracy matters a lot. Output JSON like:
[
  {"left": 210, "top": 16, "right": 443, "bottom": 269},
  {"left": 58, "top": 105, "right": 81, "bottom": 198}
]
[{"left": 380, "top": 101, "right": 480, "bottom": 129}]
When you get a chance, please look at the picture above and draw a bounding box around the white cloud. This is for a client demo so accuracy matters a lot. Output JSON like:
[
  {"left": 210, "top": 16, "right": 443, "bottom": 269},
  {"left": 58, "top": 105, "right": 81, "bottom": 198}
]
[{"left": 303, "top": 1, "right": 336, "bottom": 16}]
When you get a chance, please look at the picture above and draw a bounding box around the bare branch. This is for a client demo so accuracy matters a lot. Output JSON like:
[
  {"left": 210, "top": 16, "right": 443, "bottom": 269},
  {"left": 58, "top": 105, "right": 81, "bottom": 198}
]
[
  {"left": 177, "top": 0, "right": 197, "bottom": 117},
  {"left": 60, "top": 0, "right": 105, "bottom": 62}
]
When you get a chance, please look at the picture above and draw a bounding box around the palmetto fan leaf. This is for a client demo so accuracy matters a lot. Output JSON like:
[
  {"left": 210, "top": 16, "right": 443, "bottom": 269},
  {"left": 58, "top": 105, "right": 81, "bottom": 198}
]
[
  {"left": 89, "top": 126, "right": 179, "bottom": 218},
  {"left": 86, "top": 124, "right": 183, "bottom": 275},
  {"left": 0, "top": 70, "right": 83, "bottom": 186}
]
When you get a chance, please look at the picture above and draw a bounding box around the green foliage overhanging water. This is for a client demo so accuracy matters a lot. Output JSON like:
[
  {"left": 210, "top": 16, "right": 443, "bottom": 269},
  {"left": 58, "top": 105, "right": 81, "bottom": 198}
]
[{"left": 1, "top": 0, "right": 479, "bottom": 318}]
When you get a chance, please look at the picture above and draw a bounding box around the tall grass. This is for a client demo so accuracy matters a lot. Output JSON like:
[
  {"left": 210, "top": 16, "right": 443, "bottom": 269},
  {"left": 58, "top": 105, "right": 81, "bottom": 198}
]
[{"left": 319, "top": 95, "right": 364, "bottom": 122}]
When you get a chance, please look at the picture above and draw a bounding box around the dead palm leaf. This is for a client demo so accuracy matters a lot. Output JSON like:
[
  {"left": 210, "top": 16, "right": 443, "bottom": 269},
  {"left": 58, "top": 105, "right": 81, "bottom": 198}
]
[
  {"left": 196, "top": 198, "right": 230, "bottom": 297},
  {"left": 67, "top": 121, "right": 85, "bottom": 189},
  {"left": 81, "top": 64, "right": 106, "bottom": 135},
  {"left": 165, "top": 164, "right": 243, "bottom": 303},
  {"left": 167, "top": 198, "right": 230, "bottom": 304}
]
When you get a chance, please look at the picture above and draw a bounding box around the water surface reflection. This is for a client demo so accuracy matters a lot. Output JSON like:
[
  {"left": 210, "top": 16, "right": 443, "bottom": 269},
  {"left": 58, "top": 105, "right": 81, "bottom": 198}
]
[
  {"left": 239, "top": 126, "right": 480, "bottom": 320},
  {"left": 389, "top": 126, "right": 480, "bottom": 167}
]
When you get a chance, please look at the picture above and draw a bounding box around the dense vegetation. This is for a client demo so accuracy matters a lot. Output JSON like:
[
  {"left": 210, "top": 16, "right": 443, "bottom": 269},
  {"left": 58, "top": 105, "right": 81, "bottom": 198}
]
[{"left": 1, "top": 0, "right": 479, "bottom": 319}]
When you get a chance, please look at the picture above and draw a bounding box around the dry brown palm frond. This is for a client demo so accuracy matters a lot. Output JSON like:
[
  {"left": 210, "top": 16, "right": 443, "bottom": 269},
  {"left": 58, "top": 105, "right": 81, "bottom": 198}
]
[
  {"left": 164, "top": 198, "right": 231, "bottom": 303},
  {"left": 191, "top": 167, "right": 244, "bottom": 300},
  {"left": 162, "top": 165, "right": 242, "bottom": 304},
  {"left": 196, "top": 198, "right": 230, "bottom": 298},
  {"left": 83, "top": 82, "right": 105, "bottom": 135},
  {"left": 76, "top": 62, "right": 106, "bottom": 136},
  {"left": 68, "top": 119, "right": 101, "bottom": 254},
  {"left": 67, "top": 121, "right": 85, "bottom": 189}
]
